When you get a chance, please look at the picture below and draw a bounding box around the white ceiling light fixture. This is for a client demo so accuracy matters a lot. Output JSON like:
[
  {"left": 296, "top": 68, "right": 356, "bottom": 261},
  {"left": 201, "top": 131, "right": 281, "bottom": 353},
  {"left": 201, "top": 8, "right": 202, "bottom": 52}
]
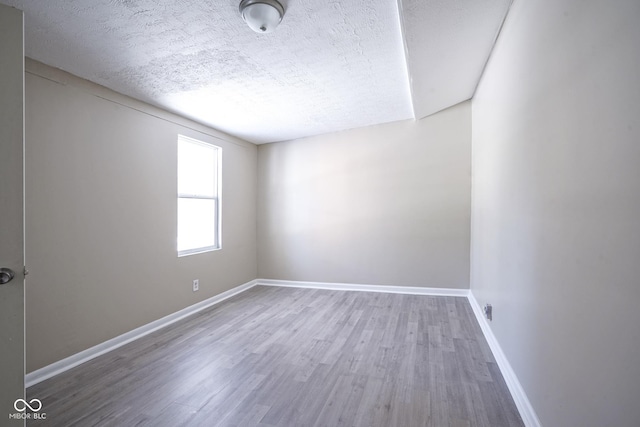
[{"left": 239, "top": 0, "right": 285, "bottom": 33}]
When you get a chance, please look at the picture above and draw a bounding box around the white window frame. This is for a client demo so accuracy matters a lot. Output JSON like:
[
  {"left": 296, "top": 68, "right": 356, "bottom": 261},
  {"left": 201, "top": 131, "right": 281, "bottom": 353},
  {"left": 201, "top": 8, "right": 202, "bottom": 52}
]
[{"left": 177, "top": 135, "right": 222, "bottom": 257}]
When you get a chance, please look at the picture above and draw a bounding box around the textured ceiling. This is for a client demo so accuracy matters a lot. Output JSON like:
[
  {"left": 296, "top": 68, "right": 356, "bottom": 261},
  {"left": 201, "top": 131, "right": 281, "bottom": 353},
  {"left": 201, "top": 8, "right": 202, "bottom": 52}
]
[{"left": 2, "top": 0, "right": 511, "bottom": 144}]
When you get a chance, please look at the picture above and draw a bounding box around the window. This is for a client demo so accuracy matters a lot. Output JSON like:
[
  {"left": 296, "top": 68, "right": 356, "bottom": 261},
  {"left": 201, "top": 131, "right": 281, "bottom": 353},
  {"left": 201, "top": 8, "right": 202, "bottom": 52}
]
[{"left": 177, "top": 135, "right": 221, "bottom": 256}]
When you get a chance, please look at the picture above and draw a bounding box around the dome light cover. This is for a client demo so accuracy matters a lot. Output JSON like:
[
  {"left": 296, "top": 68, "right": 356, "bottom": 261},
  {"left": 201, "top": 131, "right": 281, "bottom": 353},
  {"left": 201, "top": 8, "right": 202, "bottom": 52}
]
[{"left": 239, "top": 0, "right": 285, "bottom": 33}]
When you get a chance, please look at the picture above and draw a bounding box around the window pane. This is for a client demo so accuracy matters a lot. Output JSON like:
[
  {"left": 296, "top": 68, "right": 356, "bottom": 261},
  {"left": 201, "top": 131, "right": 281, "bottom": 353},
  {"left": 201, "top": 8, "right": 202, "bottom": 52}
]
[
  {"left": 177, "top": 198, "right": 217, "bottom": 252},
  {"left": 178, "top": 137, "right": 218, "bottom": 198}
]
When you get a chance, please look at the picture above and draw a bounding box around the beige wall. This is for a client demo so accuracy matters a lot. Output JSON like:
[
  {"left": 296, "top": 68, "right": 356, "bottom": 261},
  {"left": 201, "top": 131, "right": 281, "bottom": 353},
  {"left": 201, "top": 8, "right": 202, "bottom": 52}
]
[
  {"left": 470, "top": 0, "right": 640, "bottom": 425},
  {"left": 25, "top": 60, "right": 258, "bottom": 372},
  {"left": 258, "top": 101, "right": 471, "bottom": 288}
]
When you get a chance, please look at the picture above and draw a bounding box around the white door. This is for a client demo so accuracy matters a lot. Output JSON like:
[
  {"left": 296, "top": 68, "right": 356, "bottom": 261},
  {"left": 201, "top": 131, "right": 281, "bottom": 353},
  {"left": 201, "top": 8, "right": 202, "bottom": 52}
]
[{"left": 0, "top": 4, "right": 25, "bottom": 423}]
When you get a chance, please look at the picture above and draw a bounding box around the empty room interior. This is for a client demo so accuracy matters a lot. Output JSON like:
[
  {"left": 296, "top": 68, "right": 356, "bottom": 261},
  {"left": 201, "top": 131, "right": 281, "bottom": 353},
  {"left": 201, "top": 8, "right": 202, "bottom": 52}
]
[{"left": 0, "top": 0, "right": 638, "bottom": 426}]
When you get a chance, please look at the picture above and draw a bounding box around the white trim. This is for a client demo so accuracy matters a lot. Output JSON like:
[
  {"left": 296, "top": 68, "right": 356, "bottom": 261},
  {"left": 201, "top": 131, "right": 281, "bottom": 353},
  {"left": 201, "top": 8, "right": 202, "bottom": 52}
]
[
  {"left": 25, "top": 279, "right": 258, "bottom": 388},
  {"left": 256, "top": 278, "right": 470, "bottom": 297},
  {"left": 24, "top": 276, "right": 540, "bottom": 427},
  {"left": 467, "top": 291, "right": 542, "bottom": 427}
]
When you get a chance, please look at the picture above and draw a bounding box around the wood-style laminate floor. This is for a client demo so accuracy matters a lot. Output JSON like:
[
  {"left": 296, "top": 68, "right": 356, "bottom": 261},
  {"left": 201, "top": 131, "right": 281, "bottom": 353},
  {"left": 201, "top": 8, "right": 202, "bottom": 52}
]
[{"left": 27, "top": 285, "right": 524, "bottom": 427}]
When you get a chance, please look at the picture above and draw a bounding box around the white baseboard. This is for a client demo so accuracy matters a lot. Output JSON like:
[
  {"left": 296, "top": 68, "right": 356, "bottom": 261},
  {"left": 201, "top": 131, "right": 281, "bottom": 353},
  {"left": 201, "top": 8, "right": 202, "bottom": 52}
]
[
  {"left": 26, "top": 278, "right": 463, "bottom": 388},
  {"left": 467, "top": 291, "right": 542, "bottom": 427},
  {"left": 25, "top": 279, "right": 258, "bottom": 388},
  {"left": 257, "top": 278, "right": 470, "bottom": 297},
  {"left": 26, "top": 277, "right": 540, "bottom": 427}
]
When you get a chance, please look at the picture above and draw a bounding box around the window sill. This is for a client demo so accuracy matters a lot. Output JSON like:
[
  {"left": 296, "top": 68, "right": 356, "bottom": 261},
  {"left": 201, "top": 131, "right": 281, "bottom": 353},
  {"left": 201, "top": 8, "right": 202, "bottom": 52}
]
[{"left": 178, "top": 246, "right": 221, "bottom": 257}]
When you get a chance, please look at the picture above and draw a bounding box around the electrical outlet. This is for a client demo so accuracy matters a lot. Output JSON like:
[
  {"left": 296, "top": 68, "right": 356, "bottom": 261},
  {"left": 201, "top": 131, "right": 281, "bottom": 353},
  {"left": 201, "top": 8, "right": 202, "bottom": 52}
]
[
  {"left": 193, "top": 279, "right": 199, "bottom": 292},
  {"left": 484, "top": 303, "right": 492, "bottom": 321}
]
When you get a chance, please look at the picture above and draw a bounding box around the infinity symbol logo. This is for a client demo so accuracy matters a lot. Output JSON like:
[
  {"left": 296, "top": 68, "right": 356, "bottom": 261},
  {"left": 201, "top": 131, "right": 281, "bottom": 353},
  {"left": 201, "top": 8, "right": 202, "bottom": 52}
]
[{"left": 14, "top": 398, "right": 43, "bottom": 412}]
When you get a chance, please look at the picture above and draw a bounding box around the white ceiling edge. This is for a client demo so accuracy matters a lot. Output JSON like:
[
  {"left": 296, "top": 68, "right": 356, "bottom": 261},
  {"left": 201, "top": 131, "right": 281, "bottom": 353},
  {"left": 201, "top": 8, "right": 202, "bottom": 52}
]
[
  {"left": 24, "top": 57, "right": 254, "bottom": 150},
  {"left": 400, "top": 0, "right": 513, "bottom": 120},
  {"left": 394, "top": 0, "right": 416, "bottom": 123},
  {"left": 469, "top": 0, "right": 515, "bottom": 100}
]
